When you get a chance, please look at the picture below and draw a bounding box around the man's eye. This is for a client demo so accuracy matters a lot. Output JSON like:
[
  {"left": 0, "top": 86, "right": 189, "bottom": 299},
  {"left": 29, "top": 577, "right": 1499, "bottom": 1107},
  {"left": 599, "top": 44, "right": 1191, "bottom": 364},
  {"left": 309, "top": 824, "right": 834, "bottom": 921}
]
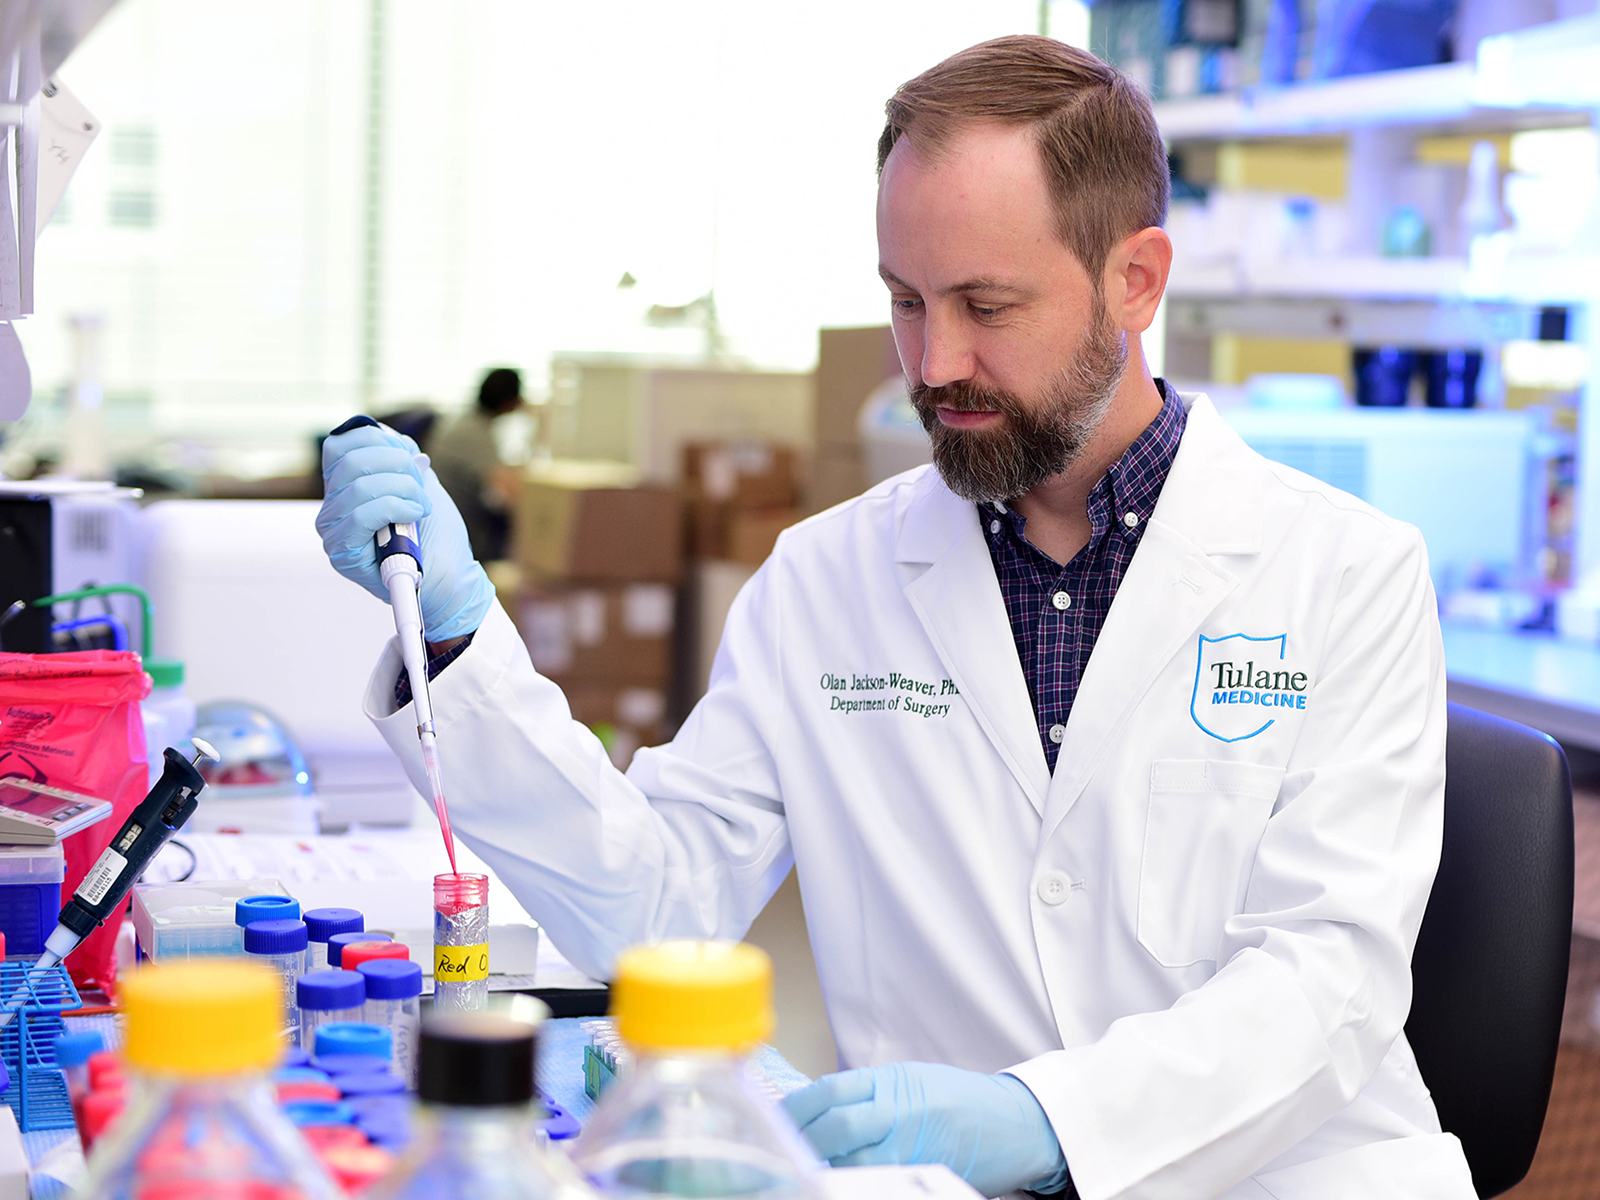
[
  {"left": 892, "top": 298, "right": 922, "bottom": 315},
  {"left": 970, "top": 304, "right": 1005, "bottom": 319}
]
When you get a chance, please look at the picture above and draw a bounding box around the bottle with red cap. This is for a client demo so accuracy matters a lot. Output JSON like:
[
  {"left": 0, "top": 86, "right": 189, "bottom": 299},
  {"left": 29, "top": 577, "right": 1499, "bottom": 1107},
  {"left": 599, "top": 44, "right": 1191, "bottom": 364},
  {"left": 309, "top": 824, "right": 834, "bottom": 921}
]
[{"left": 76, "top": 960, "right": 340, "bottom": 1200}]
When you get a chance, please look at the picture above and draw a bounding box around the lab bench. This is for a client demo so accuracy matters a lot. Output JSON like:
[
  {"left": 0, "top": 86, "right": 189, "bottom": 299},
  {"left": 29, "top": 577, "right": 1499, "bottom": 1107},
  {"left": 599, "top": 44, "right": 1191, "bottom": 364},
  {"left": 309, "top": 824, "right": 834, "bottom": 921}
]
[{"left": 1442, "top": 622, "right": 1600, "bottom": 752}]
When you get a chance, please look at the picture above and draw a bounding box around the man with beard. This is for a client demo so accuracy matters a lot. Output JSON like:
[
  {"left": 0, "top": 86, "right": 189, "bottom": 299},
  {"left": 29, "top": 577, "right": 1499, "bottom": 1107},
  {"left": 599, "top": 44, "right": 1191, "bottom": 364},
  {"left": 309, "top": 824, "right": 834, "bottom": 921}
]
[{"left": 318, "top": 36, "right": 1471, "bottom": 1200}]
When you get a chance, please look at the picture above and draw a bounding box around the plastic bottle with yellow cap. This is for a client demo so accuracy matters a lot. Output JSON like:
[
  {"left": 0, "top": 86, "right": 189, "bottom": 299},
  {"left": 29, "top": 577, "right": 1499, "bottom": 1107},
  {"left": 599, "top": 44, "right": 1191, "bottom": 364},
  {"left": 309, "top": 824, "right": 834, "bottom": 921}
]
[
  {"left": 77, "top": 959, "right": 342, "bottom": 1200},
  {"left": 570, "top": 939, "right": 823, "bottom": 1200}
]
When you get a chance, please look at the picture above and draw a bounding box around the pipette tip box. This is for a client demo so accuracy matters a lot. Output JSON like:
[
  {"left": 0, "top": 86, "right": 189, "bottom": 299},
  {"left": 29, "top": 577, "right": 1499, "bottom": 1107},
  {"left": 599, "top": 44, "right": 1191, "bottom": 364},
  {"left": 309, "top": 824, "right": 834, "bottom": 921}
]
[{"left": 132, "top": 879, "right": 292, "bottom": 961}]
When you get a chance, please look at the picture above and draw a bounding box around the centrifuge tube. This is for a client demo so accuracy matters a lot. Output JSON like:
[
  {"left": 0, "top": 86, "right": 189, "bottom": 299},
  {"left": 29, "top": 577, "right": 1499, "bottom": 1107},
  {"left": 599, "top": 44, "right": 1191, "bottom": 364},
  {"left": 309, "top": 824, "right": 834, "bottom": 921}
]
[{"left": 433, "top": 873, "right": 489, "bottom": 1012}]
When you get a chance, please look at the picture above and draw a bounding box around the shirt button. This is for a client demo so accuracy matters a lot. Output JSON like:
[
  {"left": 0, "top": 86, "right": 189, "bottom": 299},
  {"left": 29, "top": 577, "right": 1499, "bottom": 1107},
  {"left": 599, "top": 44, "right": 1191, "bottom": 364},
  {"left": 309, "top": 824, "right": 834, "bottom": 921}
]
[
  {"left": 989, "top": 519, "right": 1001, "bottom": 535},
  {"left": 1037, "top": 871, "right": 1072, "bottom": 905},
  {"left": 1052, "top": 591, "right": 1072, "bottom": 610},
  {"left": 1123, "top": 511, "right": 1140, "bottom": 528},
  {"left": 1048, "top": 723, "right": 1066, "bottom": 744}
]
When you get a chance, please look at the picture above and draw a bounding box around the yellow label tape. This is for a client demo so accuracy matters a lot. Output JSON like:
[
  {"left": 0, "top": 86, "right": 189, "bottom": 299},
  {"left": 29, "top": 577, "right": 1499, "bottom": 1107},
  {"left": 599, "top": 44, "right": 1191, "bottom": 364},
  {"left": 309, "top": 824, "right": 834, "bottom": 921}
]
[{"left": 434, "top": 943, "right": 489, "bottom": 983}]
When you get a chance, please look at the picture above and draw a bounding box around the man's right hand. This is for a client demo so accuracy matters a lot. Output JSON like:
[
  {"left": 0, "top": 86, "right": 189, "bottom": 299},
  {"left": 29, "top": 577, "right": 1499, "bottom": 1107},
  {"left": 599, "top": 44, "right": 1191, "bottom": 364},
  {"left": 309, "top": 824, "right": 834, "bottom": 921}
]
[{"left": 317, "top": 422, "right": 496, "bottom": 642}]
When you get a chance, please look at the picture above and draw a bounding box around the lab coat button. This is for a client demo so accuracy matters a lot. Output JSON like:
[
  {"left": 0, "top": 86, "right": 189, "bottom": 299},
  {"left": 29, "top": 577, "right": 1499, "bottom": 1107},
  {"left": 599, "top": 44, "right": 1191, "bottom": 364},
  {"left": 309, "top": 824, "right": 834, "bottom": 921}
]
[
  {"left": 1048, "top": 723, "right": 1066, "bottom": 744},
  {"left": 1052, "top": 591, "right": 1071, "bottom": 610},
  {"left": 1037, "top": 872, "right": 1071, "bottom": 905}
]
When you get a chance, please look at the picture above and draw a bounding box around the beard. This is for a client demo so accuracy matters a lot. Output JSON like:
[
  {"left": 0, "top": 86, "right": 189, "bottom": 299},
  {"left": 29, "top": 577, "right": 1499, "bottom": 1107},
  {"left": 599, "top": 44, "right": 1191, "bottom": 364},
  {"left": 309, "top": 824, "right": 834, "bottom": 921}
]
[{"left": 908, "top": 307, "right": 1129, "bottom": 505}]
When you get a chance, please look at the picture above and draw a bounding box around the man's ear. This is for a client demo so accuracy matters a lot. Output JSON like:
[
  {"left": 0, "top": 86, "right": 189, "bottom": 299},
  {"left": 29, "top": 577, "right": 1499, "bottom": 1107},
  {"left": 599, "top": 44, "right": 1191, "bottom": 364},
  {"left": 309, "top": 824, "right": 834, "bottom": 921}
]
[{"left": 1104, "top": 227, "right": 1172, "bottom": 335}]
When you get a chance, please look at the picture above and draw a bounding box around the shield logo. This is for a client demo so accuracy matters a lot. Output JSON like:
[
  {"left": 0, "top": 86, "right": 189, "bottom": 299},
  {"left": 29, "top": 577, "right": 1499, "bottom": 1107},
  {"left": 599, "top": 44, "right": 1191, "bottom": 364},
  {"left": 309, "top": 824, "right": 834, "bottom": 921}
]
[{"left": 1191, "top": 633, "right": 1289, "bottom": 743}]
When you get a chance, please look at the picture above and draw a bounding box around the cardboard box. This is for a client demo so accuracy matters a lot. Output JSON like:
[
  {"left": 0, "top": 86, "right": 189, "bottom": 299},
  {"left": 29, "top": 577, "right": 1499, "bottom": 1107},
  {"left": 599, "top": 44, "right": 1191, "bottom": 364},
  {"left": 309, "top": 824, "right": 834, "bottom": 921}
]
[
  {"left": 516, "top": 582, "right": 676, "bottom": 684},
  {"left": 547, "top": 359, "right": 813, "bottom": 483},
  {"left": 725, "top": 508, "right": 803, "bottom": 567},
  {"left": 514, "top": 461, "right": 683, "bottom": 582},
  {"left": 560, "top": 681, "right": 670, "bottom": 770},
  {"left": 817, "top": 326, "right": 901, "bottom": 447},
  {"left": 807, "top": 443, "right": 868, "bottom": 512},
  {"left": 683, "top": 441, "right": 798, "bottom": 509}
]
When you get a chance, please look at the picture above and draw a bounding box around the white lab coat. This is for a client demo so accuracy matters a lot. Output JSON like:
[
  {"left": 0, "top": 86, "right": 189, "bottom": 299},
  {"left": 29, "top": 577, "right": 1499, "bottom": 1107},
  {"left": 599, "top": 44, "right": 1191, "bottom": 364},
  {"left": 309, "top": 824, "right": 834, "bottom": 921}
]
[{"left": 364, "top": 395, "right": 1476, "bottom": 1200}]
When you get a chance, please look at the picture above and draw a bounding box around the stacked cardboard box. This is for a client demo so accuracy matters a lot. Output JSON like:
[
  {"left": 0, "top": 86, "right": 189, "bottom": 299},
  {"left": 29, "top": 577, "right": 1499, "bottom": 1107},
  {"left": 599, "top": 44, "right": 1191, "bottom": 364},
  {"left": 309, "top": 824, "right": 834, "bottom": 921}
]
[
  {"left": 510, "top": 462, "right": 682, "bottom": 767},
  {"left": 810, "top": 326, "right": 901, "bottom": 512},
  {"left": 683, "top": 440, "right": 803, "bottom": 568}
]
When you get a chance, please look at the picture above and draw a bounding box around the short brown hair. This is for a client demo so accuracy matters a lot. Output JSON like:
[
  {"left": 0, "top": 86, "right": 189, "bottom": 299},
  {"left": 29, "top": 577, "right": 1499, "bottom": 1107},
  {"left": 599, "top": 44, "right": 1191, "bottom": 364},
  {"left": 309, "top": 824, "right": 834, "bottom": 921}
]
[{"left": 878, "top": 35, "right": 1170, "bottom": 282}]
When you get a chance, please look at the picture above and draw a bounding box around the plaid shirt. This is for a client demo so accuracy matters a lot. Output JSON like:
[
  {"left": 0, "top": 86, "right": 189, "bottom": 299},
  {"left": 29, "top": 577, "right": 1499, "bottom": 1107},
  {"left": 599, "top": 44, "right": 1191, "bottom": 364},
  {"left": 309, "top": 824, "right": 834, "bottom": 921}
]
[{"left": 983, "top": 381, "right": 1187, "bottom": 773}]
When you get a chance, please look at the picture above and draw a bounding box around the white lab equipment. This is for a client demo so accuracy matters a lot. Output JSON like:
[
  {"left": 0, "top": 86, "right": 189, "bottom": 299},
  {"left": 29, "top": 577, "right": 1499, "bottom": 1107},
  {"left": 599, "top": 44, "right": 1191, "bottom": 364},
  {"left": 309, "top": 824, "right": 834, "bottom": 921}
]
[
  {"left": 188, "top": 701, "right": 318, "bottom": 835},
  {"left": 857, "top": 377, "right": 931, "bottom": 487},
  {"left": 139, "top": 499, "right": 424, "bottom": 829},
  {"left": 1220, "top": 405, "right": 1540, "bottom": 594},
  {"left": 0, "top": 480, "right": 143, "bottom": 651},
  {"left": 364, "top": 394, "right": 1476, "bottom": 1199}
]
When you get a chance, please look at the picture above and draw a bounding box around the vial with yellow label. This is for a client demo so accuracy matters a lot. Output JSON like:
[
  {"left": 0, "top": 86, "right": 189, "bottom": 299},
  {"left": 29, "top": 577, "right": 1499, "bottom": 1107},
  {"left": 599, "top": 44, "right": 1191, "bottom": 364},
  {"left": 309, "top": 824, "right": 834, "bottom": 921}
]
[{"left": 433, "top": 873, "right": 489, "bottom": 1012}]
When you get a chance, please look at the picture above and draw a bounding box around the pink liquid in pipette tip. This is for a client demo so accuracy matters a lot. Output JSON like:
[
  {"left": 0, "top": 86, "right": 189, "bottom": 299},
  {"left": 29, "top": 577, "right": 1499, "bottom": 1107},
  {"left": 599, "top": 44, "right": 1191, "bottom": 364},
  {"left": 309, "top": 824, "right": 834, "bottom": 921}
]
[{"left": 421, "top": 742, "right": 458, "bottom": 874}]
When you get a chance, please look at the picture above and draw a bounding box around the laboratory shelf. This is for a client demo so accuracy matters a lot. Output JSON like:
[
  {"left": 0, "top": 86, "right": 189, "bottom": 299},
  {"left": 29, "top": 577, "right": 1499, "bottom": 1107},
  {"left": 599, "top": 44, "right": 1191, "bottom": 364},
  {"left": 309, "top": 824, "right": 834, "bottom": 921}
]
[
  {"left": 1442, "top": 622, "right": 1600, "bottom": 750},
  {"left": 1168, "top": 254, "right": 1600, "bottom": 309}
]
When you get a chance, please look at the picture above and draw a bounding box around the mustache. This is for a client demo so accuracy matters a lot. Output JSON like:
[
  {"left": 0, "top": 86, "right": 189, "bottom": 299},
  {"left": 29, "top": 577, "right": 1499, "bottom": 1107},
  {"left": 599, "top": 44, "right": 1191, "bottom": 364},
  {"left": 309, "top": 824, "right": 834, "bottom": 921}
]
[{"left": 907, "top": 380, "right": 1023, "bottom": 417}]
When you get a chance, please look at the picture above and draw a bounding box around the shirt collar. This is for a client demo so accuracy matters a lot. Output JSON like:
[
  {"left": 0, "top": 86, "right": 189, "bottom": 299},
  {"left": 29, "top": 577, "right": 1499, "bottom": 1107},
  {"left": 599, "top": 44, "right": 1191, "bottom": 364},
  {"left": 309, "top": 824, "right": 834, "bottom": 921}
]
[{"left": 982, "top": 378, "right": 1187, "bottom": 551}]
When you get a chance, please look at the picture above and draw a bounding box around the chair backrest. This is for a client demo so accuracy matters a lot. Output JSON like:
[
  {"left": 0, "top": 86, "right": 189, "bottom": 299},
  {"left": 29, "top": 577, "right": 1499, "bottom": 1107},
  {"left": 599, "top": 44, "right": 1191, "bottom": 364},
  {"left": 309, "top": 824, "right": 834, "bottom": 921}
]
[{"left": 1406, "top": 702, "right": 1574, "bottom": 1198}]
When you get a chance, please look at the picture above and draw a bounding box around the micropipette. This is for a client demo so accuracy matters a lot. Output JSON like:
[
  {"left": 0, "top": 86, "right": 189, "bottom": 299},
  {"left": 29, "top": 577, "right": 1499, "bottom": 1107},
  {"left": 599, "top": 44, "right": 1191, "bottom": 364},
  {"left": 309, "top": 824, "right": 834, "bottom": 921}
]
[
  {"left": 0, "top": 738, "right": 219, "bottom": 1029},
  {"left": 329, "top": 414, "right": 459, "bottom": 874}
]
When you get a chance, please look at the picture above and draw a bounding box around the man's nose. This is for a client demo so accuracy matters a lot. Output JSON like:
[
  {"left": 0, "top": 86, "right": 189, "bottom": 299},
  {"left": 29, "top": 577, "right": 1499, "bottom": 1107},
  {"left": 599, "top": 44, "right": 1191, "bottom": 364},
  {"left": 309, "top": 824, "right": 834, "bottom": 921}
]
[{"left": 920, "top": 311, "right": 976, "bottom": 389}]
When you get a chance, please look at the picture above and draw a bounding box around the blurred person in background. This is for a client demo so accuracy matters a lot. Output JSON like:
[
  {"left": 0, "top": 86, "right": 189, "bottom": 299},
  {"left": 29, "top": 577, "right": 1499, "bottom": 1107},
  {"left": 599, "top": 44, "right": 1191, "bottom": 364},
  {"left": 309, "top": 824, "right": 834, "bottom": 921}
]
[{"left": 429, "top": 367, "right": 524, "bottom": 562}]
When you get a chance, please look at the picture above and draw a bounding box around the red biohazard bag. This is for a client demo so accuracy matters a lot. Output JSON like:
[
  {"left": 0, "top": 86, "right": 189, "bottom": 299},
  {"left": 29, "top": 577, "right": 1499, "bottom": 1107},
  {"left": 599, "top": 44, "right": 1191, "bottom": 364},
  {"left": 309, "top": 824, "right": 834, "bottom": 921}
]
[{"left": 0, "top": 650, "right": 150, "bottom": 992}]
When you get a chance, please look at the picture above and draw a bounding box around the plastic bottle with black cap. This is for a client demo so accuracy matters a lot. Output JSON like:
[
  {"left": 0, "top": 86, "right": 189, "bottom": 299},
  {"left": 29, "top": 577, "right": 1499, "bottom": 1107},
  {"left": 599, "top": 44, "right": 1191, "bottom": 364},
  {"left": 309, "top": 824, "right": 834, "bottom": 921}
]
[{"left": 365, "top": 1005, "right": 599, "bottom": 1200}]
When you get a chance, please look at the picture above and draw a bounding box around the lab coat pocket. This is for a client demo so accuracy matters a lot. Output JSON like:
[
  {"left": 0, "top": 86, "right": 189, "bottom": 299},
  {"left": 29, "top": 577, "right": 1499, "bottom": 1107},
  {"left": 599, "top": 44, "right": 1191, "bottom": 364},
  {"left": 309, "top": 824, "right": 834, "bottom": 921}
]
[{"left": 1138, "top": 759, "right": 1286, "bottom": 968}]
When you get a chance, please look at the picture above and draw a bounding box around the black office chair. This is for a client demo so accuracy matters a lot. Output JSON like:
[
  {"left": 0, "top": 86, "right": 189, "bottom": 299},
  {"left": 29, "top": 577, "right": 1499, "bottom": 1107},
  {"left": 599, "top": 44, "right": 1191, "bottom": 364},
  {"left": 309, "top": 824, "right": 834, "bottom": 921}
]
[{"left": 1406, "top": 702, "right": 1574, "bottom": 1198}]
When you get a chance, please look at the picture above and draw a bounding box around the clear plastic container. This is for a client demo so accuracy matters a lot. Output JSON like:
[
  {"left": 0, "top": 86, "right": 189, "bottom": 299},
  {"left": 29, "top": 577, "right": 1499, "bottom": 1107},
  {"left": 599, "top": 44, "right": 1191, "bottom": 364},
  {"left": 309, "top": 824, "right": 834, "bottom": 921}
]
[
  {"left": 359, "top": 959, "right": 423, "bottom": 1087},
  {"left": 433, "top": 874, "right": 488, "bottom": 1012},
  {"left": 76, "top": 958, "right": 341, "bottom": 1200},
  {"left": 133, "top": 879, "right": 292, "bottom": 960},
  {"left": 366, "top": 1008, "right": 597, "bottom": 1200},
  {"left": 244, "top": 918, "right": 310, "bottom": 1046},
  {"left": 141, "top": 659, "right": 197, "bottom": 792},
  {"left": 304, "top": 908, "right": 363, "bottom": 972},
  {"left": 0, "top": 842, "right": 67, "bottom": 956},
  {"left": 571, "top": 941, "right": 821, "bottom": 1200},
  {"left": 297, "top": 969, "right": 366, "bottom": 1051}
]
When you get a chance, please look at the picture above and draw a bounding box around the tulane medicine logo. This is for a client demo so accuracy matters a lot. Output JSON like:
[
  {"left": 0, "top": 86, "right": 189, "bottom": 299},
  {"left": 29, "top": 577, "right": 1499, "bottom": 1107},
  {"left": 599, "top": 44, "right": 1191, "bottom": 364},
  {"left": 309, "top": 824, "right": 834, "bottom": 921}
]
[{"left": 1191, "top": 633, "right": 1308, "bottom": 742}]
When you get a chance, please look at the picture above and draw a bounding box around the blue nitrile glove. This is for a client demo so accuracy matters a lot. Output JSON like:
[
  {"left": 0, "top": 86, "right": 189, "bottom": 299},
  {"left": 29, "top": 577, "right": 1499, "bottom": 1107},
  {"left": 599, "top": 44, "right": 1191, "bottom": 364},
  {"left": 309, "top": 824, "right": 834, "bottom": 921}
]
[
  {"left": 783, "top": 1063, "right": 1070, "bottom": 1198},
  {"left": 316, "top": 422, "right": 496, "bottom": 641}
]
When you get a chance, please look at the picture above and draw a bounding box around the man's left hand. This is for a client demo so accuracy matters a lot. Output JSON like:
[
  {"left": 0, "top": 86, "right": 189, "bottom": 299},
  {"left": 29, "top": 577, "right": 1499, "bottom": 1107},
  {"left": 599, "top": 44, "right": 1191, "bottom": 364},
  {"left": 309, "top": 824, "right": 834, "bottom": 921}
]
[{"left": 782, "top": 1062, "right": 1070, "bottom": 1198}]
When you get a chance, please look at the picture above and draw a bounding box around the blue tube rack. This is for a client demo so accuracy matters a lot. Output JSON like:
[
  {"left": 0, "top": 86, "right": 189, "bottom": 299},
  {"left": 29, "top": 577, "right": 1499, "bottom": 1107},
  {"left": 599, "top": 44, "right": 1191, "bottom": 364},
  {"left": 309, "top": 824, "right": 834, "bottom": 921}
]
[{"left": 0, "top": 959, "right": 81, "bottom": 1131}]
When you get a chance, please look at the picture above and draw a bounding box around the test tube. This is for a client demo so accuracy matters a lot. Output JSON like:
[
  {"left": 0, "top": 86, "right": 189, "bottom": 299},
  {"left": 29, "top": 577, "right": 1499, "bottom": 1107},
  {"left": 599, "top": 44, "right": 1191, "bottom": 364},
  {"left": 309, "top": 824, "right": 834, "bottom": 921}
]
[
  {"left": 328, "top": 931, "right": 391, "bottom": 969},
  {"left": 433, "top": 873, "right": 489, "bottom": 1012},
  {"left": 313, "top": 1022, "right": 393, "bottom": 1065},
  {"left": 53, "top": 1030, "right": 103, "bottom": 1118},
  {"left": 304, "top": 908, "right": 364, "bottom": 972},
  {"left": 244, "top": 918, "right": 310, "bottom": 1044},
  {"left": 357, "top": 959, "right": 422, "bottom": 1086},
  {"left": 342, "top": 941, "right": 408, "bottom": 973},
  {"left": 235, "top": 894, "right": 300, "bottom": 929},
  {"left": 297, "top": 969, "right": 366, "bottom": 1051}
]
